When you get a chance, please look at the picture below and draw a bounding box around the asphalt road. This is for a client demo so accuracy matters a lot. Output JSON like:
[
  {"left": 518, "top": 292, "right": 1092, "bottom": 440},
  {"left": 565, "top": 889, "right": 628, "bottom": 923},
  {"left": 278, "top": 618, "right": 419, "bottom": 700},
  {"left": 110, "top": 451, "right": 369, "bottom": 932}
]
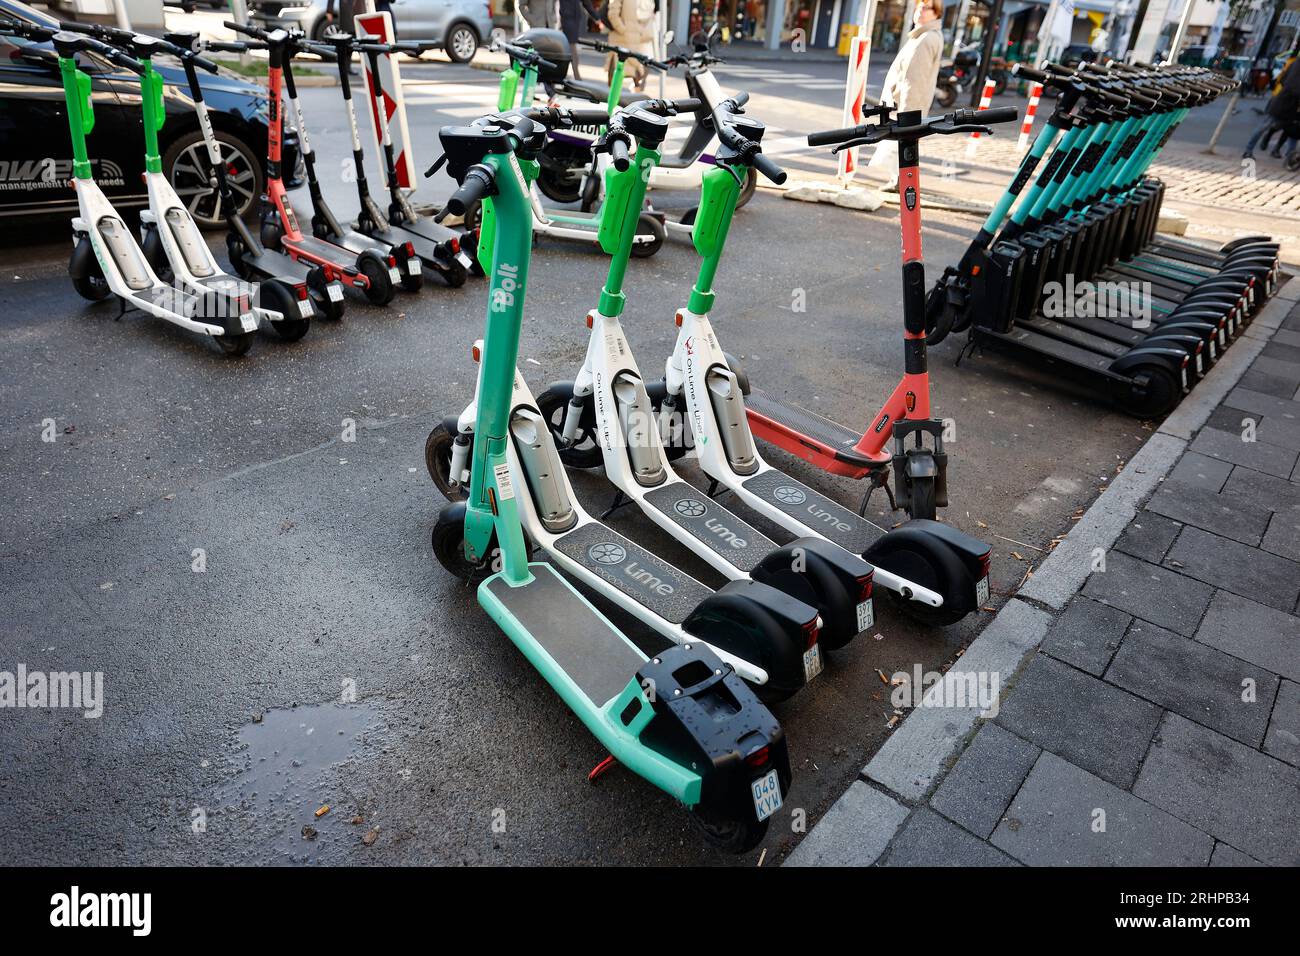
[{"left": 0, "top": 58, "right": 1159, "bottom": 866}]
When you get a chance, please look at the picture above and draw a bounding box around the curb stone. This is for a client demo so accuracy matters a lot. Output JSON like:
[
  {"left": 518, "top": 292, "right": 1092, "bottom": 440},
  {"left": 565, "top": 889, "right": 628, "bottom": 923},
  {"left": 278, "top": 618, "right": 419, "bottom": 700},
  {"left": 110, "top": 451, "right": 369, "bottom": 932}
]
[{"left": 784, "top": 272, "right": 1296, "bottom": 866}]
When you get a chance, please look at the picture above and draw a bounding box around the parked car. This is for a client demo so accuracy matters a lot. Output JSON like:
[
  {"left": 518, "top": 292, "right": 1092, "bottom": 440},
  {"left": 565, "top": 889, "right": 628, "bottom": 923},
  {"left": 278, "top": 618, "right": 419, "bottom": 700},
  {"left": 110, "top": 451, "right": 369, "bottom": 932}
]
[
  {"left": 249, "top": 0, "right": 492, "bottom": 63},
  {"left": 0, "top": 0, "right": 303, "bottom": 227}
]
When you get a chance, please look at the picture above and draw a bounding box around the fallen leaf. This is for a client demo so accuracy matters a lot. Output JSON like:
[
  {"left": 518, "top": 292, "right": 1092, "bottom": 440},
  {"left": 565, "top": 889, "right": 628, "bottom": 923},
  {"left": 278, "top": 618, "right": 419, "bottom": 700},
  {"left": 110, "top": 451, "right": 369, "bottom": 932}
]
[
  {"left": 363, "top": 828, "right": 379, "bottom": 846},
  {"left": 301, "top": 825, "right": 318, "bottom": 840},
  {"left": 350, "top": 815, "right": 364, "bottom": 825}
]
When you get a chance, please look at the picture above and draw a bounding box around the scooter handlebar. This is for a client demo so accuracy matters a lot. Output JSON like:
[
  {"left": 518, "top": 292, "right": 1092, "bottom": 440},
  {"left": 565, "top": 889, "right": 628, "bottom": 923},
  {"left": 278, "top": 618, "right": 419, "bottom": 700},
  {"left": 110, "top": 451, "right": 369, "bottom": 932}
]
[
  {"left": 610, "top": 136, "right": 631, "bottom": 171},
  {"left": 1012, "top": 63, "right": 1048, "bottom": 83},
  {"left": 973, "top": 106, "right": 1019, "bottom": 125},
  {"left": 438, "top": 164, "right": 495, "bottom": 220},
  {"left": 224, "top": 19, "right": 270, "bottom": 41},
  {"left": 752, "top": 152, "right": 786, "bottom": 185}
]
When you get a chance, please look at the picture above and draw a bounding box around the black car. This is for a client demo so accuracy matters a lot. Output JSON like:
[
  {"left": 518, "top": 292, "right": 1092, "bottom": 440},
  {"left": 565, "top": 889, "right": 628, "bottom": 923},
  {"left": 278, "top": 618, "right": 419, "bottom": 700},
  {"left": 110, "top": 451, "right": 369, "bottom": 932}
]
[{"left": 0, "top": 0, "right": 302, "bottom": 228}]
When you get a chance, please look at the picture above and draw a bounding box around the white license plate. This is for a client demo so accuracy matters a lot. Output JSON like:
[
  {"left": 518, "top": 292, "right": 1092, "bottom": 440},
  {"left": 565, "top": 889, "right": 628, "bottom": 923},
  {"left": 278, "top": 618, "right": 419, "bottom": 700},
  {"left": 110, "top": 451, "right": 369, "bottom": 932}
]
[
  {"left": 387, "top": 266, "right": 401, "bottom": 282},
  {"left": 406, "top": 258, "right": 421, "bottom": 276},
  {"left": 456, "top": 251, "right": 474, "bottom": 269},
  {"left": 802, "top": 643, "right": 823, "bottom": 683},
  {"left": 856, "top": 598, "right": 874, "bottom": 633},
  {"left": 751, "top": 769, "right": 782, "bottom": 822},
  {"left": 327, "top": 283, "right": 344, "bottom": 302},
  {"left": 976, "top": 574, "right": 990, "bottom": 606},
  {"left": 239, "top": 313, "right": 258, "bottom": 333},
  {"left": 296, "top": 298, "right": 313, "bottom": 318},
  {"left": 1180, "top": 367, "right": 1189, "bottom": 391}
]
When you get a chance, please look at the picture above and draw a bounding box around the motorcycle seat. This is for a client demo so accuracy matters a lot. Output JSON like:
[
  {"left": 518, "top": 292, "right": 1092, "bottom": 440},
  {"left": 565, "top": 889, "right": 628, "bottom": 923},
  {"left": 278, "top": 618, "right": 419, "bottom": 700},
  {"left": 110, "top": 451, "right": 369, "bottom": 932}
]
[{"left": 552, "top": 78, "right": 651, "bottom": 107}]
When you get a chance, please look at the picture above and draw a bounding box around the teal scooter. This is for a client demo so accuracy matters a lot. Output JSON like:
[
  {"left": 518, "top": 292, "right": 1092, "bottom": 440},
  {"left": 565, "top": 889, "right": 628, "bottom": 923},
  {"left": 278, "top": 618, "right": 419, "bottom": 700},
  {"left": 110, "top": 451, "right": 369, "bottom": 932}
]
[{"left": 427, "top": 105, "right": 792, "bottom": 853}]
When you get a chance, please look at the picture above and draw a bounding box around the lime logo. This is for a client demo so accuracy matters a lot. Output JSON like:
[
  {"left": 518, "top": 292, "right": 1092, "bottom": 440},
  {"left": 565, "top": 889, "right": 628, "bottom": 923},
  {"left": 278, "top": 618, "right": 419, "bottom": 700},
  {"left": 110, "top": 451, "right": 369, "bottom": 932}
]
[
  {"left": 774, "top": 486, "right": 807, "bottom": 505},
  {"left": 674, "top": 498, "right": 707, "bottom": 517},
  {"left": 589, "top": 542, "right": 627, "bottom": 565}
]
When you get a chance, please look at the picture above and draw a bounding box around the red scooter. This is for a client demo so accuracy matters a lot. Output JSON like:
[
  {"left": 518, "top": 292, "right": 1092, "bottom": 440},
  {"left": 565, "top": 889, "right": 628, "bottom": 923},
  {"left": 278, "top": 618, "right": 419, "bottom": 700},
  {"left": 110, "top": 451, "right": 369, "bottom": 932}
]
[
  {"left": 226, "top": 20, "right": 397, "bottom": 306},
  {"left": 743, "top": 104, "right": 1020, "bottom": 520}
]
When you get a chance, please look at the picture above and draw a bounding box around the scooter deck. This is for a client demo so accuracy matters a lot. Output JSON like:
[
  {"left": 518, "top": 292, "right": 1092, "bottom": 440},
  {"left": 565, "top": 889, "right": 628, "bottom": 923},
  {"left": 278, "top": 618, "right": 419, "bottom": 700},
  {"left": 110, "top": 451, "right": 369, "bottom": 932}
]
[
  {"left": 745, "top": 389, "right": 872, "bottom": 468},
  {"left": 286, "top": 234, "right": 365, "bottom": 267},
  {"left": 740, "top": 469, "right": 881, "bottom": 555},
  {"left": 136, "top": 284, "right": 198, "bottom": 313},
  {"left": 553, "top": 520, "right": 712, "bottom": 626},
  {"left": 641, "top": 480, "right": 775, "bottom": 574},
  {"left": 482, "top": 564, "right": 643, "bottom": 708}
]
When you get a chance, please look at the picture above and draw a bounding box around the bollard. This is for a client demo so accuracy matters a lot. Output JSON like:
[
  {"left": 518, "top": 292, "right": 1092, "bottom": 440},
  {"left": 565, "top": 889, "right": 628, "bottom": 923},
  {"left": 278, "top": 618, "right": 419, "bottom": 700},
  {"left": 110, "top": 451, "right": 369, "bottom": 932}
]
[
  {"left": 966, "top": 77, "right": 997, "bottom": 158},
  {"left": 1017, "top": 82, "right": 1043, "bottom": 152}
]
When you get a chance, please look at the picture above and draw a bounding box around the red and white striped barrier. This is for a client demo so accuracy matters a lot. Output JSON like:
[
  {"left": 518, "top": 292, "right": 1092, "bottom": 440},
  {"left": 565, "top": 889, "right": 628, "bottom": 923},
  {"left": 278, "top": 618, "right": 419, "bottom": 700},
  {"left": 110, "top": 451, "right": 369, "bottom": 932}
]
[
  {"left": 1017, "top": 82, "right": 1043, "bottom": 152},
  {"left": 836, "top": 0, "right": 879, "bottom": 184},
  {"left": 965, "top": 77, "right": 997, "bottom": 158}
]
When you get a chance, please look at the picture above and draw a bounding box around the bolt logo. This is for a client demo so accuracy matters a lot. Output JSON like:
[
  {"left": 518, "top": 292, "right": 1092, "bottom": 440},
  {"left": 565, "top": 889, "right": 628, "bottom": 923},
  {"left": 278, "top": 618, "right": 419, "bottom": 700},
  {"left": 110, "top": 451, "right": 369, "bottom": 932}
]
[
  {"left": 675, "top": 498, "right": 707, "bottom": 518},
  {"left": 774, "top": 486, "right": 807, "bottom": 505},
  {"left": 491, "top": 262, "right": 519, "bottom": 312},
  {"left": 588, "top": 542, "right": 627, "bottom": 565}
]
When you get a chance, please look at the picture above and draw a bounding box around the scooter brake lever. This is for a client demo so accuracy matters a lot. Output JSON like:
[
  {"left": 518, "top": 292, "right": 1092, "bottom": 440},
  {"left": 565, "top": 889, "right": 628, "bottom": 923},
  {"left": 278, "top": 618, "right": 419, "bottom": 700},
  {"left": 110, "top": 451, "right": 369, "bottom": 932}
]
[
  {"left": 424, "top": 153, "right": 449, "bottom": 179},
  {"left": 831, "top": 134, "right": 881, "bottom": 153}
]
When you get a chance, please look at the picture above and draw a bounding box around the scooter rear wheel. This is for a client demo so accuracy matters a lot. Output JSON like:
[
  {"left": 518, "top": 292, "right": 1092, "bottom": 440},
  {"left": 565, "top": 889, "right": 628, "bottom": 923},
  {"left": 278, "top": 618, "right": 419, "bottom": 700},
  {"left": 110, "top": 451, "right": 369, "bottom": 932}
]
[
  {"left": 866, "top": 535, "right": 974, "bottom": 627},
  {"left": 215, "top": 332, "right": 254, "bottom": 357},
  {"left": 1126, "top": 365, "right": 1181, "bottom": 419},
  {"left": 690, "top": 805, "right": 769, "bottom": 854},
  {"left": 261, "top": 279, "right": 311, "bottom": 343},
  {"left": 630, "top": 213, "right": 666, "bottom": 259},
  {"left": 358, "top": 251, "right": 396, "bottom": 305}
]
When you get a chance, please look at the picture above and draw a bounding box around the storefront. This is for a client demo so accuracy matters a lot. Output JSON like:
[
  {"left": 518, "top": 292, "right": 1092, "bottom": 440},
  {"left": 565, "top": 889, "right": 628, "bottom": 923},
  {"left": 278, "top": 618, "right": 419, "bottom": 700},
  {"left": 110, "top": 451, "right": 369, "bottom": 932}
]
[{"left": 676, "top": 0, "right": 854, "bottom": 50}]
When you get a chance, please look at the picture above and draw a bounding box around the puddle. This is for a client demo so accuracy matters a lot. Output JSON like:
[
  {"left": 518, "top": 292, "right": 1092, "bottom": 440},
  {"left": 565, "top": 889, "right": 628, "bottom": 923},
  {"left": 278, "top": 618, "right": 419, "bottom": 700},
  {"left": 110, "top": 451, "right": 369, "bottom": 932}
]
[{"left": 216, "top": 702, "right": 385, "bottom": 863}]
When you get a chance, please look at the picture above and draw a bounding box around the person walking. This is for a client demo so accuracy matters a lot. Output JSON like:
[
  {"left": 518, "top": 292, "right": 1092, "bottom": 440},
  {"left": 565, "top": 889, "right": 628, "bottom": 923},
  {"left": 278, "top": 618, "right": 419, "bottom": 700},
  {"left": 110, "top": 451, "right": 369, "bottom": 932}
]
[
  {"left": 866, "top": 0, "right": 945, "bottom": 190},
  {"left": 519, "top": 0, "right": 558, "bottom": 30},
  {"left": 558, "top": 0, "right": 605, "bottom": 79},
  {"left": 606, "top": 0, "right": 657, "bottom": 91},
  {"left": 1245, "top": 55, "right": 1300, "bottom": 160}
]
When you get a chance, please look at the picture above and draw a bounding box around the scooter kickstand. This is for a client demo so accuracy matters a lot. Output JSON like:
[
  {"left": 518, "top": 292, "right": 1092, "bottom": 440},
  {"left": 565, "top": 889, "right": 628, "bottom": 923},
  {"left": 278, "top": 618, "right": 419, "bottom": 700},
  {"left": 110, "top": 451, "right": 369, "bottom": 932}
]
[
  {"left": 599, "top": 490, "right": 630, "bottom": 521},
  {"left": 859, "top": 470, "right": 896, "bottom": 516},
  {"left": 588, "top": 755, "right": 618, "bottom": 783}
]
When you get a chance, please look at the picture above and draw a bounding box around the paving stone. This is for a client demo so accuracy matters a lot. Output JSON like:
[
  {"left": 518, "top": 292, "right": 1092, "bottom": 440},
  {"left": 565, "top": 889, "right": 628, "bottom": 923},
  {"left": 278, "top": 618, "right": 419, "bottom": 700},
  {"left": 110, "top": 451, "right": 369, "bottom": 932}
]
[
  {"left": 1251, "top": 355, "right": 1300, "bottom": 389},
  {"left": 1256, "top": 415, "right": 1300, "bottom": 451},
  {"left": 1189, "top": 425, "right": 1299, "bottom": 479},
  {"left": 1146, "top": 477, "right": 1271, "bottom": 546},
  {"left": 1165, "top": 451, "right": 1235, "bottom": 493},
  {"left": 783, "top": 780, "right": 909, "bottom": 867},
  {"left": 1165, "top": 525, "right": 1300, "bottom": 613},
  {"left": 1270, "top": 329, "right": 1300, "bottom": 349},
  {"left": 995, "top": 653, "right": 1163, "bottom": 789},
  {"left": 1222, "top": 464, "right": 1300, "bottom": 515},
  {"left": 1040, "top": 597, "right": 1131, "bottom": 675},
  {"left": 1224, "top": 385, "right": 1300, "bottom": 422},
  {"left": 1210, "top": 843, "right": 1265, "bottom": 866},
  {"left": 1083, "top": 550, "right": 1215, "bottom": 636},
  {"left": 1264, "top": 679, "right": 1300, "bottom": 767},
  {"left": 1262, "top": 340, "right": 1300, "bottom": 365},
  {"left": 880, "top": 808, "right": 1019, "bottom": 866},
  {"left": 1238, "top": 368, "right": 1300, "bottom": 400},
  {"left": 1197, "top": 589, "right": 1300, "bottom": 681},
  {"left": 1261, "top": 510, "right": 1300, "bottom": 563},
  {"left": 1134, "top": 712, "right": 1300, "bottom": 866},
  {"left": 1205, "top": 403, "right": 1254, "bottom": 436},
  {"left": 930, "top": 724, "right": 1041, "bottom": 839},
  {"left": 992, "top": 751, "right": 1214, "bottom": 866},
  {"left": 1105, "top": 619, "right": 1278, "bottom": 747}
]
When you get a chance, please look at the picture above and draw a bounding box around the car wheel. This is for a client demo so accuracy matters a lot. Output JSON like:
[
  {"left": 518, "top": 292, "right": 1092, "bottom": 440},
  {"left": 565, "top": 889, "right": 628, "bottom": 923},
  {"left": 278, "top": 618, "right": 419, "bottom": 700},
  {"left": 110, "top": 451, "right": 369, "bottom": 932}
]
[
  {"left": 162, "top": 129, "right": 263, "bottom": 229},
  {"left": 445, "top": 23, "right": 479, "bottom": 63}
]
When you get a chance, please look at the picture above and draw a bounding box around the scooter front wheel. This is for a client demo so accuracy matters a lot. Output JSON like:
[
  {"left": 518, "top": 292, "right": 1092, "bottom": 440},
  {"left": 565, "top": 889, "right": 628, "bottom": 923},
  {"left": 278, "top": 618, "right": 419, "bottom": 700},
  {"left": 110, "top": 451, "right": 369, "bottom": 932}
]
[
  {"left": 69, "top": 236, "right": 111, "bottom": 302},
  {"left": 140, "top": 224, "right": 175, "bottom": 285},
  {"left": 432, "top": 503, "right": 528, "bottom": 584},
  {"left": 908, "top": 476, "right": 938, "bottom": 522},
  {"left": 735, "top": 168, "right": 759, "bottom": 210},
  {"left": 426, "top": 423, "right": 470, "bottom": 502},
  {"left": 536, "top": 385, "right": 605, "bottom": 469},
  {"left": 690, "top": 804, "right": 769, "bottom": 854}
]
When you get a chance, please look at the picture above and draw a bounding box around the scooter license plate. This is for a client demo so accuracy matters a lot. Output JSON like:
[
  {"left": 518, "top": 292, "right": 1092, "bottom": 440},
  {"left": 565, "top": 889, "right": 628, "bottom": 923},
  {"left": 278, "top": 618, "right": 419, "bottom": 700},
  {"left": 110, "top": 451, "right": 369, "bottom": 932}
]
[
  {"left": 856, "top": 598, "right": 874, "bottom": 633},
  {"left": 387, "top": 266, "right": 401, "bottom": 282},
  {"left": 327, "top": 284, "right": 344, "bottom": 302},
  {"left": 296, "top": 298, "right": 313, "bottom": 319},
  {"left": 239, "top": 313, "right": 258, "bottom": 333},
  {"left": 976, "top": 575, "right": 990, "bottom": 607},
  {"left": 406, "top": 258, "right": 421, "bottom": 276},
  {"left": 456, "top": 251, "right": 473, "bottom": 270},
  {"left": 803, "top": 643, "right": 823, "bottom": 683},
  {"left": 751, "top": 769, "right": 782, "bottom": 823}
]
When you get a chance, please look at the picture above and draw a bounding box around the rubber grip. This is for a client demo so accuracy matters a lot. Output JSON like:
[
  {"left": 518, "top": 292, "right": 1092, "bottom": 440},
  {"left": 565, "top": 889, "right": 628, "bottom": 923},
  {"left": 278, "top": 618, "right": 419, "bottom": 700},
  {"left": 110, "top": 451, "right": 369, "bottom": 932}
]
[
  {"left": 445, "top": 166, "right": 494, "bottom": 216},
  {"left": 808, "top": 125, "right": 862, "bottom": 146},
  {"left": 753, "top": 152, "right": 786, "bottom": 185},
  {"left": 610, "top": 138, "right": 630, "bottom": 171},
  {"left": 979, "top": 106, "right": 1020, "bottom": 125},
  {"left": 1013, "top": 64, "right": 1047, "bottom": 82}
]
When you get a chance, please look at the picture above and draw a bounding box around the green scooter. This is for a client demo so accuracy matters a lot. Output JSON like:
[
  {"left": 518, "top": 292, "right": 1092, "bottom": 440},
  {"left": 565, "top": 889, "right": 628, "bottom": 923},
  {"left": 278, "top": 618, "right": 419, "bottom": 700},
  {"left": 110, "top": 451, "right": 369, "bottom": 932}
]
[{"left": 427, "top": 105, "right": 792, "bottom": 852}]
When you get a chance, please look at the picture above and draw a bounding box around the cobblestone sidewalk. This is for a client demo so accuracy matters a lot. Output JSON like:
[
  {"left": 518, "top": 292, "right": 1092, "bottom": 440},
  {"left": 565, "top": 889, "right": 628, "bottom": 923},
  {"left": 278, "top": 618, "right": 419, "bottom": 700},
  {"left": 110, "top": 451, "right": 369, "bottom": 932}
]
[{"left": 787, "top": 282, "right": 1300, "bottom": 867}]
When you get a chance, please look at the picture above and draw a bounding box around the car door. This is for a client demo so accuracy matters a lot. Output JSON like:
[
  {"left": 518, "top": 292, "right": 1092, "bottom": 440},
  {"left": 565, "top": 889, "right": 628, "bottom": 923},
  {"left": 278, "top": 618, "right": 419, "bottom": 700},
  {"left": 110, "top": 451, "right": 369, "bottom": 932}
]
[
  {"left": 393, "top": 0, "right": 445, "bottom": 37},
  {"left": 0, "top": 33, "right": 138, "bottom": 220}
]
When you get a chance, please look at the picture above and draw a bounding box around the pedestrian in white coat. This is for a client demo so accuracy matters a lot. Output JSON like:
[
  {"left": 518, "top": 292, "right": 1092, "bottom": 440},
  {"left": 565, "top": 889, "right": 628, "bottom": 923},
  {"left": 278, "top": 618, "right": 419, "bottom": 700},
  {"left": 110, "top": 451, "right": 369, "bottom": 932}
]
[
  {"left": 866, "top": 0, "right": 946, "bottom": 189},
  {"left": 606, "top": 0, "right": 658, "bottom": 91}
]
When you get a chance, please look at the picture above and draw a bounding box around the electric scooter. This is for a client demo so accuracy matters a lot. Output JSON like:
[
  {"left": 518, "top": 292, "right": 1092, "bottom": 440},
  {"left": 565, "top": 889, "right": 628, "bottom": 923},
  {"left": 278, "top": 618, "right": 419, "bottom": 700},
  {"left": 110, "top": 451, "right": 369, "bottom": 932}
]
[
  {"left": 428, "top": 104, "right": 791, "bottom": 851},
  {"left": 333, "top": 32, "right": 475, "bottom": 286},
  {"left": 279, "top": 31, "right": 424, "bottom": 294},
  {"left": 532, "top": 97, "right": 875, "bottom": 652},
  {"left": 430, "top": 100, "right": 874, "bottom": 697},
  {"left": 225, "top": 20, "right": 398, "bottom": 306},
  {"left": 3, "top": 22, "right": 264, "bottom": 355},
  {"left": 165, "top": 33, "right": 347, "bottom": 322},
  {"left": 470, "top": 34, "right": 664, "bottom": 260},
  {"left": 655, "top": 98, "right": 993, "bottom": 626},
  {"left": 57, "top": 20, "right": 316, "bottom": 343},
  {"left": 742, "top": 104, "right": 1022, "bottom": 521}
]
